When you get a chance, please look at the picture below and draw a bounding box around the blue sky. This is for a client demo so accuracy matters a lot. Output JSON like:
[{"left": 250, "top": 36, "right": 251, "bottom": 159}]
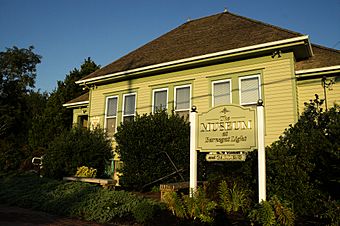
[{"left": 1, "top": 0, "right": 339, "bottom": 93}]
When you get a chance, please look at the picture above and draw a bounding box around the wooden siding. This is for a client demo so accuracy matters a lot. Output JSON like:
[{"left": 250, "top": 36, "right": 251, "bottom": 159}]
[
  {"left": 89, "top": 53, "right": 297, "bottom": 146},
  {"left": 297, "top": 76, "right": 340, "bottom": 114},
  {"left": 72, "top": 107, "right": 88, "bottom": 125}
]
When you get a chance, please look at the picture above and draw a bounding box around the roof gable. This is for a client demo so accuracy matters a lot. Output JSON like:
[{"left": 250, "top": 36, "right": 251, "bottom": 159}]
[
  {"left": 80, "top": 12, "right": 303, "bottom": 82},
  {"left": 296, "top": 44, "right": 340, "bottom": 71},
  {"left": 63, "top": 92, "right": 89, "bottom": 107}
]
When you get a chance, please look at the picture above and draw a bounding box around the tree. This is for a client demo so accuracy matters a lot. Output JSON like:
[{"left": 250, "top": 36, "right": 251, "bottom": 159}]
[
  {"left": 0, "top": 46, "right": 41, "bottom": 139},
  {"left": 29, "top": 58, "right": 100, "bottom": 149},
  {"left": 0, "top": 46, "right": 42, "bottom": 171}
]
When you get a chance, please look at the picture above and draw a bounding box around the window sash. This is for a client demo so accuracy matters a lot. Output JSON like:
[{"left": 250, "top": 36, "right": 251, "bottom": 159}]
[
  {"left": 105, "top": 96, "right": 118, "bottom": 136},
  {"left": 123, "top": 93, "right": 136, "bottom": 118},
  {"left": 153, "top": 89, "right": 168, "bottom": 113},
  {"left": 106, "top": 97, "right": 118, "bottom": 117},
  {"left": 212, "top": 80, "right": 231, "bottom": 106},
  {"left": 240, "top": 75, "right": 260, "bottom": 105},
  {"left": 105, "top": 118, "right": 116, "bottom": 136},
  {"left": 175, "top": 86, "right": 190, "bottom": 111}
]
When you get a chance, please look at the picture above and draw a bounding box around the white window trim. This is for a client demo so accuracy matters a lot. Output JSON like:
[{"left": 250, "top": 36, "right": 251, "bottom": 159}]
[
  {"left": 239, "top": 74, "right": 261, "bottom": 106},
  {"left": 152, "top": 88, "right": 168, "bottom": 113},
  {"left": 212, "top": 79, "right": 232, "bottom": 107},
  {"left": 174, "top": 84, "right": 192, "bottom": 112},
  {"left": 104, "top": 95, "right": 118, "bottom": 133},
  {"left": 122, "top": 92, "right": 137, "bottom": 121}
]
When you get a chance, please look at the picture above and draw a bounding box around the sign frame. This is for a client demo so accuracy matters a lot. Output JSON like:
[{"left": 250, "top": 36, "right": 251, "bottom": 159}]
[{"left": 197, "top": 104, "right": 257, "bottom": 152}]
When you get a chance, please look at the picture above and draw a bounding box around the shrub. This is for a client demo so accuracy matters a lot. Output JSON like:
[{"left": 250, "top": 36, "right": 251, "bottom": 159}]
[
  {"left": 115, "top": 110, "right": 190, "bottom": 190},
  {"left": 0, "top": 138, "right": 29, "bottom": 171},
  {"left": 249, "top": 196, "right": 295, "bottom": 226},
  {"left": 218, "top": 180, "right": 251, "bottom": 215},
  {"left": 75, "top": 166, "right": 97, "bottom": 178},
  {"left": 0, "top": 173, "right": 164, "bottom": 224},
  {"left": 266, "top": 96, "right": 340, "bottom": 217},
  {"left": 43, "top": 127, "right": 112, "bottom": 179},
  {"left": 321, "top": 199, "right": 340, "bottom": 226},
  {"left": 162, "top": 187, "right": 217, "bottom": 224},
  {"left": 132, "top": 199, "right": 161, "bottom": 224}
]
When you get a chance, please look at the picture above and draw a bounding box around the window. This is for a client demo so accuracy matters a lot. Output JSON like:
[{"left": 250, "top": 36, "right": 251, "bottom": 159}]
[
  {"left": 123, "top": 93, "right": 136, "bottom": 122},
  {"left": 239, "top": 75, "right": 261, "bottom": 105},
  {"left": 78, "top": 115, "right": 88, "bottom": 128},
  {"left": 153, "top": 88, "right": 168, "bottom": 113},
  {"left": 175, "top": 85, "right": 191, "bottom": 119},
  {"left": 105, "top": 96, "right": 118, "bottom": 136},
  {"left": 212, "top": 79, "right": 232, "bottom": 106}
]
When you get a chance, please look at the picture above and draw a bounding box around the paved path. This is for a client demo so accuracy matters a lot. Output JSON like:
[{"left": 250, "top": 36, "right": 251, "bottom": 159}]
[{"left": 0, "top": 205, "right": 113, "bottom": 226}]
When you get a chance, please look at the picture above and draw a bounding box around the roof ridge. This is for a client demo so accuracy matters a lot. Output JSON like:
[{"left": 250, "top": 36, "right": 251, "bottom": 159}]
[
  {"left": 227, "top": 11, "right": 304, "bottom": 36},
  {"left": 184, "top": 11, "right": 304, "bottom": 37}
]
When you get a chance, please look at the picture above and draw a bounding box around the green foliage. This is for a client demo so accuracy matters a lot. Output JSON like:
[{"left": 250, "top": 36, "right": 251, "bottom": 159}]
[
  {"left": 203, "top": 151, "right": 258, "bottom": 199},
  {"left": 162, "top": 191, "right": 187, "bottom": 218},
  {"left": 132, "top": 199, "right": 161, "bottom": 224},
  {"left": 162, "top": 187, "right": 217, "bottom": 224},
  {"left": 321, "top": 199, "right": 340, "bottom": 226},
  {"left": 0, "top": 173, "right": 163, "bottom": 224},
  {"left": 266, "top": 96, "right": 340, "bottom": 216},
  {"left": 43, "top": 127, "right": 112, "bottom": 178},
  {"left": 115, "top": 110, "right": 190, "bottom": 189},
  {"left": 249, "top": 196, "right": 295, "bottom": 226},
  {"left": 218, "top": 180, "right": 250, "bottom": 214},
  {"left": 185, "top": 187, "right": 217, "bottom": 224},
  {"left": 75, "top": 166, "right": 97, "bottom": 178},
  {"left": 0, "top": 46, "right": 43, "bottom": 171},
  {"left": 0, "top": 46, "right": 41, "bottom": 139},
  {"left": 29, "top": 57, "right": 100, "bottom": 150}
]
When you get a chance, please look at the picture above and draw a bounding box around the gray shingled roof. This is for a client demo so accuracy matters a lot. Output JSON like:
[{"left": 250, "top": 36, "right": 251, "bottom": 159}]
[
  {"left": 79, "top": 12, "right": 339, "bottom": 82},
  {"left": 64, "top": 92, "right": 89, "bottom": 106},
  {"left": 296, "top": 44, "right": 340, "bottom": 71}
]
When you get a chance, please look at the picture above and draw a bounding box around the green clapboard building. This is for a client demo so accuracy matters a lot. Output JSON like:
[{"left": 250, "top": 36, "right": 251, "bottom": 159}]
[{"left": 64, "top": 12, "right": 340, "bottom": 181}]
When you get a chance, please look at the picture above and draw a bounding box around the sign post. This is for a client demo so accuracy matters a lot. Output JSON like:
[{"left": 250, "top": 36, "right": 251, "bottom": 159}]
[
  {"left": 189, "top": 103, "right": 266, "bottom": 203},
  {"left": 189, "top": 106, "right": 198, "bottom": 197},
  {"left": 257, "top": 99, "right": 266, "bottom": 202}
]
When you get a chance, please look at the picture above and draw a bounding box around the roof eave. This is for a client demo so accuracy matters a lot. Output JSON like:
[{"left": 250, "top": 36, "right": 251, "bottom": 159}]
[
  {"left": 62, "top": 101, "right": 89, "bottom": 108},
  {"left": 296, "top": 65, "right": 340, "bottom": 78},
  {"left": 77, "top": 36, "right": 312, "bottom": 85}
]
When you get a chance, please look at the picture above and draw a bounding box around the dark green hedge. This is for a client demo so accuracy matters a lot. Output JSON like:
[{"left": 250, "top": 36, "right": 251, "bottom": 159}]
[
  {"left": 43, "top": 127, "right": 112, "bottom": 179},
  {"left": 0, "top": 173, "right": 164, "bottom": 224},
  {"left": 115, "top": 111, "right": 190, "bottom": 190},
  {"left": 266, "top": 97, "right": 340, "bottom": 220}
]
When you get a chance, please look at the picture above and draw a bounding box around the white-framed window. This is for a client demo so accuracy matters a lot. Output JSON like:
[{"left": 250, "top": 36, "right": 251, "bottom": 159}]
[
  {"left": 174, "top": 85, "right": 191, "bottom": 119},
  {"left": 122, "top": 93, "right": 136, "bottom": 122},
  {"left": 152, "top": 88, "right": 168, "bottom": 113},
  {"left": 104, "top": 96, "right": 118, "bottom": 137},
  {"left": 212, "top": 79, "right": 232, "bottom": 106},
  {"left": 239, "top": 74, "right": 261, "bottom": 105}
]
